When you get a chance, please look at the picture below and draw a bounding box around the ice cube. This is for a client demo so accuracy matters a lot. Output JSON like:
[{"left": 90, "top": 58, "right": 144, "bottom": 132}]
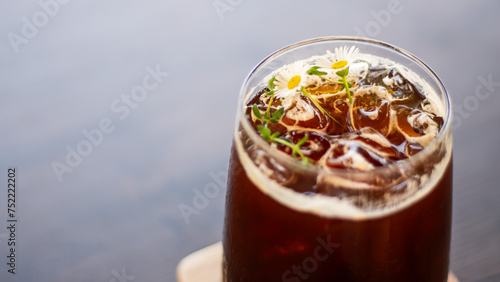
[
  {"left": 281, "top": 96, "right": 331, "bottom": 130},
  {"left": 252, "top": 145, "right": 318, "bottom": 194},
  {"left": 364, "top": 67, "right": 425, "bottom": 107},
  {"left": 277, "top": 131, "right": 330, "bottom": 162},
  {"left": 315, "top": 130, "right": 412, "bottom": 202},
  {"left": 321, "top": 139, "right": 394, "bottom": 171},
  {"left": 253, "top": 149, "right": 293, "bottom": 184},
  {"left": 352, "top": 86, "right": 393, "bottom": 136},
  {"left": 343, "top": 127, "right": 402, "bottom": 161},
  {"left": 348, "top": 61, "right": 370, "bottom": 82},
  {"left": 318, "top": 94, "right": 350, "bottom": 135},
  {"left": 394, "top": 105, "right": 439, "bottom": 147}
]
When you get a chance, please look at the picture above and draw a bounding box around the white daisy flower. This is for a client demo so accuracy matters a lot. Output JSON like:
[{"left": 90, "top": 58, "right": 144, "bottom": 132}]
[
  {"left": 273, "top": 61, "right": 310, "bottom": 100},
  {"left": 315, "top": 46, "right": 360, "bottom": 72}
]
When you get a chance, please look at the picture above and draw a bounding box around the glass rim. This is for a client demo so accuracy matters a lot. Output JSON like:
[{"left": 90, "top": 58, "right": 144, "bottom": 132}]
[{"left": 237, "top": 36, "right": 451, "bottom": 176}]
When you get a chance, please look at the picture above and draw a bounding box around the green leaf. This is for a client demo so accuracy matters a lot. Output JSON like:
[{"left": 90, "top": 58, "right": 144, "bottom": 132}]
[
  {"left": 307, "top": 66, "right": 327, "bottom": 76},
  {"left": 268, "top": 76, "right": 276, "bottom": 90},
  {"left": 336, "top": 67, "right": 349, "bottom": 77},
  {"left": 270, "top": 131, "right": 280, "bottom": 141},
  {"left": 264, "top": 89, "right": 275, "bottom": 96},
  {"left": 252, "top": 104, "right": 262, "bottom": 119},
  {"left": 296, "top": 134, "right": 309, "bottom": 146},
  {"left": 257, "top": 125, "right": 271, "bottom": 142},
  {"left": 272, "top": 107, "right": 284, "bottom": 120}
]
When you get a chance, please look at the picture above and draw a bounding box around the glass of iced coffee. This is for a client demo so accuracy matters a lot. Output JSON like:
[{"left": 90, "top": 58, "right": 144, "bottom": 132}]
[{"left": 223, "top": 37, "right": 452, "bottom": 282}]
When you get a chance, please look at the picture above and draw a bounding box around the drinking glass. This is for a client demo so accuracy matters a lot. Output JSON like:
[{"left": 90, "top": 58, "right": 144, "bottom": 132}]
[{"left": 223, "top": 37, "right": 452, "bottom": 282}]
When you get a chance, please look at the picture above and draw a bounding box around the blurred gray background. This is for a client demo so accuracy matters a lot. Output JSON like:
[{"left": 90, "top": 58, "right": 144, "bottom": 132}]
[{"left": 1, "top": 1, "right": 499, "bottom": 281}]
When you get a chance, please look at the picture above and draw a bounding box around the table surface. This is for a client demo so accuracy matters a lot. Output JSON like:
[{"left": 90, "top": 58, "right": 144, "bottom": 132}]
[{"left": 1, "top": 1, "right": 499, "bottom": 281}]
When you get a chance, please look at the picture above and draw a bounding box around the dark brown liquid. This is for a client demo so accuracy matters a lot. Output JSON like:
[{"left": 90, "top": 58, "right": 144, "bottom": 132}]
[
  {"left": 224, "top": 58, "right": 451, "bottom": 281},
  {"left": 244, "top": 64, "right": 445, "bottom": 167},
  {"left": 223, "top": 145, "right": 452, "bottom": 281}
]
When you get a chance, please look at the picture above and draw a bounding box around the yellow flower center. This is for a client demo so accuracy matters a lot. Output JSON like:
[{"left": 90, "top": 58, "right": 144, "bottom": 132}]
[
  {"left": 332, "top": 60, "right": 348, "bottom": 70},
  {"left": 287, "top": 75, "right": 301, "bottom": 89}
]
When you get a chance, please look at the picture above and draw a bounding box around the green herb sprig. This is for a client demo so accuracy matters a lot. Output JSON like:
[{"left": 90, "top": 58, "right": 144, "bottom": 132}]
[
  {"left": 307, "top": 65, "right": 354, "bottom": 131},
  {"left": 252, "top": 104, "right": 284, "bottom": 124},
  {"left": 307, "top": 66, "right": 338, "bottom": 85},
  {"left": 252, "top": 77, "right": 312, "bottom": 165},
  {"left": 263, "top": 76, "right": 277, "bottom": 118},
  {"left": 307, "top": 66, "right": 353, "bottom": 105},
  {"left": 336, "top": 68, "right": 353, "bottom": 105},
  {"left": 256, "top": 124, "right": 311, "bottom": 165}
]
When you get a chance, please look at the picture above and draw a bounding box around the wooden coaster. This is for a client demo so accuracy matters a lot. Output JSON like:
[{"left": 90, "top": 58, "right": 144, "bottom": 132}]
[
  {"left": 177, "top": 242, "right": 223, "bottom": 282},
  {"left": 176, "top": 242, "right": 459, "bottom": 282}
]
